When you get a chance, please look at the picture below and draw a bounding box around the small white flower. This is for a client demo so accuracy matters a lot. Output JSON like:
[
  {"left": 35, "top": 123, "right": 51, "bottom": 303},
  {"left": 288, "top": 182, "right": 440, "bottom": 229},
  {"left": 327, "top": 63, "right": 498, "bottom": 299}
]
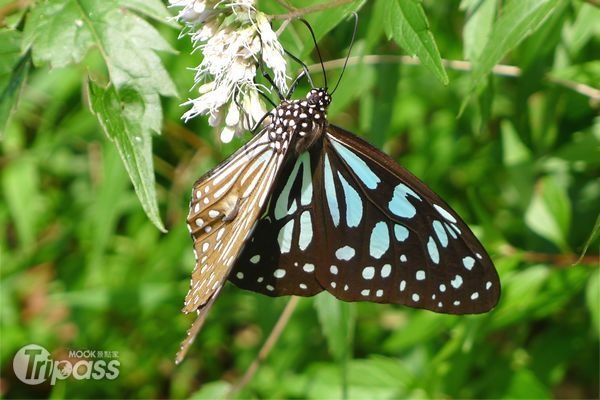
[
  {"left": 256, "top": 13, "right": 288, "bottom": 92},
  {"left": 171, "top": 0, "right": 289, "bottom": 143}
]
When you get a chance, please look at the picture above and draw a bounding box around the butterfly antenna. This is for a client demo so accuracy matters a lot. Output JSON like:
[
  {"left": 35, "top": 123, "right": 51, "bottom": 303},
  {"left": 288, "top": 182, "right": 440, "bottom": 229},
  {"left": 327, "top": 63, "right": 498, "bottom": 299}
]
[
  {"left": 284, "top": 49, "right": 314, "bottom": 97},
  {"left": 298, "top": 18, "right": 327, "bottom": 90},
  {"left": 331, "top": 12, "right": 358, "bottom": 96}
]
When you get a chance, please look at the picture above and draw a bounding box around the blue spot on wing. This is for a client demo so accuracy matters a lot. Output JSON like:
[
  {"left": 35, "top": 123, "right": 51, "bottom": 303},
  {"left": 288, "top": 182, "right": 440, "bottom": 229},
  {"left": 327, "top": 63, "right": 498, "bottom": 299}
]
[
  {"left": 323, "top": 155, "right": 340, "bottom": 226},
  {"left": 337, "top": 172, "right": 363, "bottom": 227},
  {"left": 369, "top": 221, "right": 390, "bottom": 259},
  {"left": 388, "top": 184, "right": 421, "bottom": 219},
  {"left": 394, "top": 224, "right": 409, "bottom": 242},
  {"left": 331, "top": 140, "right": 381, "bottom": 189},
  {"left": 432, "top": 220, "right": 448, "bottom": 247}
]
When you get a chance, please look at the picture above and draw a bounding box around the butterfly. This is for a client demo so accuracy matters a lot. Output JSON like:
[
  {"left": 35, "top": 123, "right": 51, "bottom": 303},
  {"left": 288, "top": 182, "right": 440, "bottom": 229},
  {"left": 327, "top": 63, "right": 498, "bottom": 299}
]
[{"left": 176, "top": 84, "right": 501, "bottom": 364}]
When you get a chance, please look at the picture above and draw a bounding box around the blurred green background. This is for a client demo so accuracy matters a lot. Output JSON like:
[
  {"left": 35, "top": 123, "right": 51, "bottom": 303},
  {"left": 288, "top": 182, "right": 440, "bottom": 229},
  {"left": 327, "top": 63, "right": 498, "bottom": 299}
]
[{"left": 1, "top": 0, "right": 599, "bottom": 398}]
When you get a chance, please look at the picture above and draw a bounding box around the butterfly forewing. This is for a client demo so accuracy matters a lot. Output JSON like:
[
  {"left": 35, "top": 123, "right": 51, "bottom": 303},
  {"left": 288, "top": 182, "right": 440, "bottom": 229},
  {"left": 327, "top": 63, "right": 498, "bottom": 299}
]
[
  {"left": 178, "top": 132, "right": 288, "bottom": 363},
  {"left": 229, "top": 121, "right": 499, "bottom": 314},
  {"left": 314, "top": 126, "right": 500, "bottom": 314}
]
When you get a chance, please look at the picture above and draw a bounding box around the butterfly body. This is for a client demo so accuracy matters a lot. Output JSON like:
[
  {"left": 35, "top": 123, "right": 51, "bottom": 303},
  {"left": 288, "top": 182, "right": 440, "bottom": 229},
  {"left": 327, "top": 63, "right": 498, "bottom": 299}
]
[{"left": 178, "top": 88, "right": 500, "bottom": 363}]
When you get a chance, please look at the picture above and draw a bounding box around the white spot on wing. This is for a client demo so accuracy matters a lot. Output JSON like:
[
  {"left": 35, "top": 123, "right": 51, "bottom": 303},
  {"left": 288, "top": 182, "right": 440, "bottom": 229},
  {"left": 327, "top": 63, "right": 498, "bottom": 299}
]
[
  {"left": 303, "top": 263, "right": 315, "bottom": 273},
  {"left": 335, "top": 245, "right": 355, "bottom": 261},
  {"left": 362, "top": 266, "right": 375, "bottom": 280},
  {"left": 274, "top": 269, "right": 286, "bottom": 278},
  {"left": 381, "top": 264, "right": 391, "bottom": 278},
  {"left": 451, "top": 275, "right": 463, "bottom": 289},
  {"left": 399, "top": 280, "right": 406, "bottom": 291},
  {"left": 433, "top": 204, "right": 457, "bottom": 223}
]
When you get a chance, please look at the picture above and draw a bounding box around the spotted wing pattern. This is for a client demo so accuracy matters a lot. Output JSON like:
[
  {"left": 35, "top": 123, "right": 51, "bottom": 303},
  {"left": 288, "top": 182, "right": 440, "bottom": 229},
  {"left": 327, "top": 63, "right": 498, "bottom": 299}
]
[
  {"left": 317, "top": 126, "right": 499, "bottom": 313},
  {"left": 182, "top": 87, "right": 500, "bottom": 363},
  {"left": 177, "top": 131, "right": 288, "bottom": 364},
  {"left": 178, "top": 89, "right": 333, "bottom": 363},
  {"left": 230, "top": 124, "right": 500, "bottom": 314},
  {"left": 231, "top": 148, "right": 325, "bottom": 297}
]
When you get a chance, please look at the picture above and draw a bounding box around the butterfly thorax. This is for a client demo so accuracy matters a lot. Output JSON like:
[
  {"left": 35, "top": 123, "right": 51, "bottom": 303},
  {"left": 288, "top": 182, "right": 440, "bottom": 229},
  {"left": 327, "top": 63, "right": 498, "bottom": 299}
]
[{"left": 267, "top": 88, "right": 331, "bottom": 155}]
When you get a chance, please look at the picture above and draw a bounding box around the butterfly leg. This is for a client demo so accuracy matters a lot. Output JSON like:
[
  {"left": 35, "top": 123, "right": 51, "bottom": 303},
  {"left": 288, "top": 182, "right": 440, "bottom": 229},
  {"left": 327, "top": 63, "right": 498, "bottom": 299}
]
[
  {"left": 286, "top": 69, "right": 307, "bottom": 99},
  {"left": 233, "top": 95, "right": 253, "bottom": 133},
  {"left": 259, "top": 61, "right": 285, "bottom": 100},
  {"left": 283, "top": 49, "right": 313, "bottom": 97}
]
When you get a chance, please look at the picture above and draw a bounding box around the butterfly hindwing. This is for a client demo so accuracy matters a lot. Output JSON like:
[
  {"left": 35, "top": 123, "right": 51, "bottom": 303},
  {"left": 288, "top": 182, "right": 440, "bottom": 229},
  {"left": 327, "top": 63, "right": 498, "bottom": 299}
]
[{"left": 230, "top": 149, "right": 325, "bottom": 297}]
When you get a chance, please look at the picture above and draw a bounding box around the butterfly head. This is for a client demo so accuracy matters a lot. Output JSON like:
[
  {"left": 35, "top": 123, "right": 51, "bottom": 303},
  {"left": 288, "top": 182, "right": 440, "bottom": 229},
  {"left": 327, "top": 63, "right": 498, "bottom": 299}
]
[{"left": 306, "top": 88, "right": 331, "bottom": 108}]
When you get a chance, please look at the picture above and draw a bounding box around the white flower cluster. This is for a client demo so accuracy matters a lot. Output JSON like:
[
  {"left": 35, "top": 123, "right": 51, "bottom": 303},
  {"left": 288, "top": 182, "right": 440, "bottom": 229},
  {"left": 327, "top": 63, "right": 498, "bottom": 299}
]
[{"left": 170, "top": 0, "right": 289, "bottom": 142}]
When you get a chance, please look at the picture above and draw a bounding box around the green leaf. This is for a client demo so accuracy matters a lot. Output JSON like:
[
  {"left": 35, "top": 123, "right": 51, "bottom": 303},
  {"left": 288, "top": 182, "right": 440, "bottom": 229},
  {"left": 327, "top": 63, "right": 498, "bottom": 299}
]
[
  {"left": 504, "top": 368, "right": 551, "bottom": 398},
  {"left": 383, "top": 0, "right": 448, "bottom": 85},
  {"left": 274, "top": 0, "right": 366, "bottom": 58},
  {"left": 586, "top": 270, "right": 600, "bottom": 338},
  {"left": 189, "top": 381, "right": 231, "bottom": 399},
  {"left": 307, "top": 0, "right": 367, "bottom": 44},
  {"left": 550, "top": 61, "right": 600, "bottom": 91},
  {"left": 553, "top": 128, "right": 600, "bottom": 165},
  {"left": 88, "top": 79, "right": 166, "bottom": 232},
  {"left": 305, "top": 359, "right": 409, "bottom": 399},
  {"left": 314, "top": 292, "right": 356, "bottom": 363},
  {"left": 517, "top": 0, "right": 568, "bottom": 69},
  {"left": 492, "top": 265, "right": 551, "bottom": 328},
  {"left": 1, "top": 157, "right": 42, "bottom": 247},
  {"left": 0, "top": 30, "right": 28, "bottom": 137},
  {"left": 562, "top": 3, "right": 600, "bottom": 55},
  {"left": 22, "top": 0, "right": 176, "bottom": 229},
  {"left": 118, "top": 0, "right": 177, "bottom": 26},
  {"left": 22, "top": 0, "right": 176, "bottom": 97},
  {"left": 501, "top": 120, "right": 532, "bottom": 166},
  {"left": 525, "top": 176, "right": 571, "bottom": 251},
  {"left": 461, "top": 0, "right": 498, "bottom": 60},
  {"left": 468, "top": 0, "right": 563, "bottom": 92}
]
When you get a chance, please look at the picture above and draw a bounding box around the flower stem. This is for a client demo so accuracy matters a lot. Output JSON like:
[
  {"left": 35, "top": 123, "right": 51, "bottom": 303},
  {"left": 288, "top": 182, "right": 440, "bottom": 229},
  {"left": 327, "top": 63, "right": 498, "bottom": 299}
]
[{"left": 269, "top": 0, "right": 356, "bottom": 21}]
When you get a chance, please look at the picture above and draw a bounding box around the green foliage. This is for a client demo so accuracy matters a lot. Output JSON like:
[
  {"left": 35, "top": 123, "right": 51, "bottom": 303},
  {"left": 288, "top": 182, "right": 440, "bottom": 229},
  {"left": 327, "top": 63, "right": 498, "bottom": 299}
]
[
  {"left": 1, "top": 0, "right": 598, "bottom": 399},
  {"left": 383, "top": 0, "right": 448, "bottom": 85}
]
